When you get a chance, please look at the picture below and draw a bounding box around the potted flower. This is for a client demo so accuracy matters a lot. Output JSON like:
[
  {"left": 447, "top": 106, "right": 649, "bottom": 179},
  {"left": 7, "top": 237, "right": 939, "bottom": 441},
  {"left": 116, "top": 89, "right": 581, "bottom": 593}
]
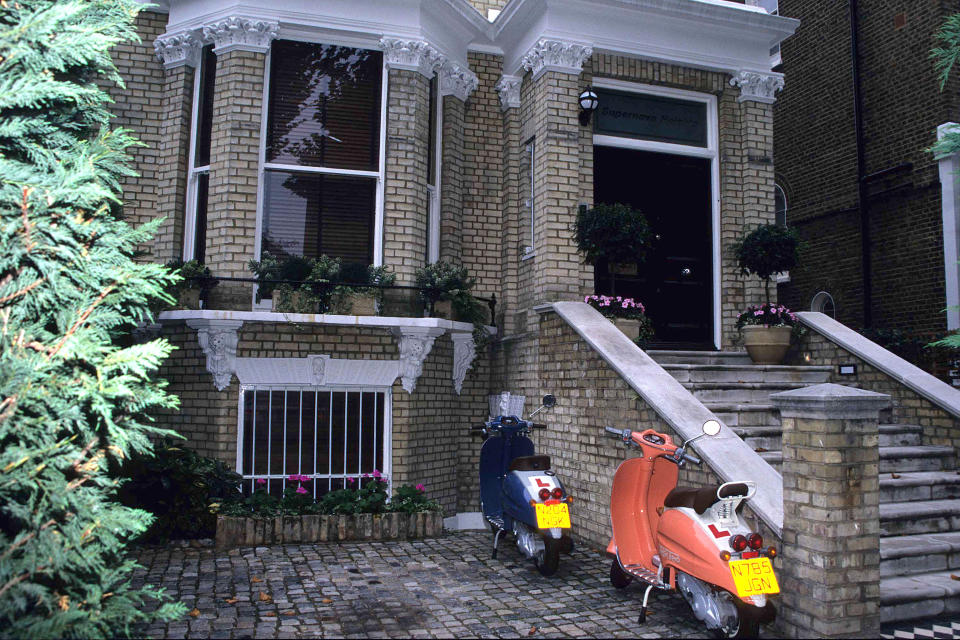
[
  {"left": 585, "top": 294, "right": 655, "bottom": 345},
  {"left": 338, "top": 263, "right": 397, "bottom": 316},
  {"left": 574, "top": 203, "right": 654, "bottom": 295},
  {"left": 248, "top": 253, "right": 348, "bottom": 313},
  {"left": 736, "top": 303, "right": 798, "bottom": 364},
  {"left": 414, "top": 261, "right": 475, "bottom": 319},
  {"left": 165, "top": 259, "right": 217, "bottom": 309},
  {"left": 732, "top": 224, "right": 801, "bottom": 363}
]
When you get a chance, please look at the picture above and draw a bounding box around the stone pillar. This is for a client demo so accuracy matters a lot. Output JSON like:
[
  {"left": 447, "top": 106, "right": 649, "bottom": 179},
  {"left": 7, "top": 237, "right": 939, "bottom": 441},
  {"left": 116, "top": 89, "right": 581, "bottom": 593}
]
[
  {"left": 520, "top": 39, "right": 593, "bottom": 304},
  {"left": 381, "top": 39, "right": 437, "bottom": 285},
  {"left": 202, "top": 17, "right": 278, "bottom": 308},
  {"left": 153, "top": 31, "right": 202, "bottom": 263},
  {"left": 770, "top": 383, "right": 889, "bottom": 639},
  {"left": 729, "top": 70, "right": 783, "bottom": 312},
  {"left": 497, "top": 74, "right": 522, "bottom": 332}
]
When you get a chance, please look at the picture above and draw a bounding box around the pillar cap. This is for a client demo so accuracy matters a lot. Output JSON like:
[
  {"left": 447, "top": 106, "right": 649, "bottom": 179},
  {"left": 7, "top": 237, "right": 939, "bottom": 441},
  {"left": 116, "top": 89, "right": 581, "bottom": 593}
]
[{"left": 770, "top": 383, "right": 891, "bottom": 419}]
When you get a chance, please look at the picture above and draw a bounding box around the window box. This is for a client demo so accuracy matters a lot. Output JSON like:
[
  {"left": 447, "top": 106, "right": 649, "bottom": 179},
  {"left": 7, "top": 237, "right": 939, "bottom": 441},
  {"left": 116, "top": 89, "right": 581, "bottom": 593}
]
[
  {"left": 349, "top": 291, "right": 377, "bottom": 316},
  {"left": 214, "top": 511, "right": 444, "bottom": 549}
]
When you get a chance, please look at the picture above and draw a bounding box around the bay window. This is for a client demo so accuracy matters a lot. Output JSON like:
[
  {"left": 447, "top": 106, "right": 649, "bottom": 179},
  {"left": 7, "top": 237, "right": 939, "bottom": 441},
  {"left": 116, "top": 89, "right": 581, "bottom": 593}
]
[
  {"left": 184, "top": 45, "right": 215, "bottom": 262},
  {"left": 260, "top": 40, "right": 384, "bottom": 266}
]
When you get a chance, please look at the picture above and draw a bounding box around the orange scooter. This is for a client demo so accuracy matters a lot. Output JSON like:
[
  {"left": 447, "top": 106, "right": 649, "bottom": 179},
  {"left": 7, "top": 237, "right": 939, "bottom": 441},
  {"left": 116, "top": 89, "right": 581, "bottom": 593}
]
[{"left": 604, "top": 420, "right": 778, "bottom": 639}]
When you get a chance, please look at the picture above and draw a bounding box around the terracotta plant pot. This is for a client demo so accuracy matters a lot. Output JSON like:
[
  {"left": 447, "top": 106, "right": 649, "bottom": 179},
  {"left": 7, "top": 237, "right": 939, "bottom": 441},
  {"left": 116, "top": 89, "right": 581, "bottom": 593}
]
[
  {"left": 742, "top": 325, "right": 793, "bottom": 364},
  {"left": 350, "top": 293, "right": 377, "bottom": 316},
  {"left": 613, "top": 317, "right": 640, "bottom": 341},
  {"left": 432, "top": 299, "right": 453, "bottom": 319}
]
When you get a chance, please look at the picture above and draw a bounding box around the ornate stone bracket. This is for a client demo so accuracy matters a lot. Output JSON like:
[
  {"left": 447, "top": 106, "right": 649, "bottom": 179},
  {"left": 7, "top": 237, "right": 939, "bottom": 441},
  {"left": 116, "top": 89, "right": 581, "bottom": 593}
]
[
  {"left": 521, "top": 39, "right": 593, "bottom": 80},
  {"left": 392, "top": 327, "right": 445, "bottom": 394},
  {"left": 451, "top": 332, "right": 476, "bottom": 395},
  {"left": 730, "top": 70, "right": 784, "bottom": 104},
  {"left": 438, "top": 61, "right": 479, "bottom": 102},
  {"left": 154, "top": 30, "right": 203, "bottom": 69},
  {"left": 187, "top": 319, "right": 243, "bottom": 391},
  {"left": 496, "top": 75, "right": 522, "bottom": 111},
  {"left": 203, "top": 17, "right": 279, "bottom": 55},
  {"left": 380, "top": 38, "right": 444, "bottom": 78}
]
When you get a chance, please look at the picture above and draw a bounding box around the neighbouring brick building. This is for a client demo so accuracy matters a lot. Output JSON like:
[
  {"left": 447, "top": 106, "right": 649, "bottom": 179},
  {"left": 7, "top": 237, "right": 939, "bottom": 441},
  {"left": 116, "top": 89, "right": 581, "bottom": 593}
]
[
  {"left": 773, "top": 0, "right": 960, "bottom": 346},
  {"left": 117, "top": 0, "right": 795, "bottom": 520}
]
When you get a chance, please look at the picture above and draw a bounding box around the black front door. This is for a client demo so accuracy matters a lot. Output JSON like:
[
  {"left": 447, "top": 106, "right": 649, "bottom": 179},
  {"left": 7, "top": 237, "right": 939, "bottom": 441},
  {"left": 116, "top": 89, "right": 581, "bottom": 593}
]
[{"left": 593, "top": 146, "right": 714, "bottom": 348}]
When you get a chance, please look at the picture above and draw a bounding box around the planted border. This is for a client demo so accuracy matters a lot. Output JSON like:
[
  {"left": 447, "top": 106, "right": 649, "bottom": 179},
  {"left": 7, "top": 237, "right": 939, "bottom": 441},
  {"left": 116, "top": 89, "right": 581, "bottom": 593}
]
[{"left": 215, "top": 512, "right": 444, "bottom": 549}]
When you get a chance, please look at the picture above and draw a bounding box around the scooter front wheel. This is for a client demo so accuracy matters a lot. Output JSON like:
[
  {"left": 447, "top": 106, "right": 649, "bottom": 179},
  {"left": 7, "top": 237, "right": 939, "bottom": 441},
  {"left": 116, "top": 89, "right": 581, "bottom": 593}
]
[
  {"left": 534, "top": 538, "right": 560, "bottom": 576},
  {"left": 609, "top": 558, "right": 633, "bottom": 588}
]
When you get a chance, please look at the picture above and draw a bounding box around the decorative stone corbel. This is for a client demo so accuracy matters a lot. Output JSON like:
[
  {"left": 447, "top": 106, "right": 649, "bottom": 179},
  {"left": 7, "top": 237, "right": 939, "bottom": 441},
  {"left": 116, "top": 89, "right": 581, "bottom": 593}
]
[
  {"left": 203, "top": 17, "right": 279, "bottom": 55},
  {"left": 496, "top": 75, "right": 522, "bottom": 111},
  {"left": 730, "top": 70, "right": 784, "bottom": 104},
  {"left": 438, "top": 61, "right": 479, "bottom": 102},
  {"left": 392, "top": 327, "right": 445, "bottom": 394},
  {"left": 154, "top": 30, "right": 203, "bottom": 69},
  {"left": 187, "top": 319, "right": 243, "bottom": 391},
  {"left": 380, "top": 38, "right": 444, "bottom": 78},
  {"left": 451, "top": 332, "right": 476, "bottom": 395},
  {"left": 520, "top": 39, "right": 593, "bottom": 81}
]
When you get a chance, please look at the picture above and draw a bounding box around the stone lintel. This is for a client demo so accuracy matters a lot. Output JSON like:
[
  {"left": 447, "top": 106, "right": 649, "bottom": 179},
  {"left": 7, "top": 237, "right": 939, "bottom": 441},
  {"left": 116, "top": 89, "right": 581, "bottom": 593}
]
[{"left": 771, "top": 383, "right": 890, "bottom": 420}]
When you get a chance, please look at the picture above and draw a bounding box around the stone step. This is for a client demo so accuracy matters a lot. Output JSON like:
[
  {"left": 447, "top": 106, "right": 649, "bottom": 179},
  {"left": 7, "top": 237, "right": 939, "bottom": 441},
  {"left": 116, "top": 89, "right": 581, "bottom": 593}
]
[
  {"left": 684, "top": 382, "right": 810, "bottom": 404},
  {"left": 880, "top": 532, "right": 960, "bottom": 578},
  {"left": 706, "top": 402, "right": 780, "bottom": 427},
  {"left": 646, "top": 350, "right": 753, "bottom": 366},
  {"left": 880, "top": 471, "right": 960, "bottom": 503},
  {"left": 733, "top": 426, "right": 782, "bottom": 451},
  {"left": 879, "top": 424, "right": 923, "bottom": 448},
  {"left": 880, "top": 500, "right": 960, "bottom": 536},
  {"left": 880, "top": 446, "right": 955, "bottom": 473},
  {"left": 881, "top": 569, "right": 960, "bottom": 623},
  {"left": 661, "top": 363, "right": 833, "bottom": 384}
]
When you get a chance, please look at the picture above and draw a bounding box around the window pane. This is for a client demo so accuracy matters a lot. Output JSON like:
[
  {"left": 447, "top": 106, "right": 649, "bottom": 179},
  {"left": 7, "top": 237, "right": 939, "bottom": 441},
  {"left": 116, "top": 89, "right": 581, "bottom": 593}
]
[
  {"left": 428, "top": 75, "right": 438, "bottom": 186},
  {"left": 261, "top": 170, "right": 375, "bottom": 264},
  {"left": 267, "top": 40, "right": 382, "bottom": 171},
  {"left": 192, "top": 172, "right": 208, "bottom": 263},
  {"left": 195, "top": 46, "right": 216, "bottom": 167}
]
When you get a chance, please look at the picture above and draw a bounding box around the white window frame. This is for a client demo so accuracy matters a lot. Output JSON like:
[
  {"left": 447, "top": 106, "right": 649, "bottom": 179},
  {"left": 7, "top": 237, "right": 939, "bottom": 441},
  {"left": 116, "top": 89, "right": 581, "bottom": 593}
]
[
  {"left": 522, "top": 138, "right": 536, "bottom": 260},
  {"left": 774, "top": 183, "right": 790, "bottom": 283},
  {"left": 182, "top": 59, "right": 208, "bottom": 261},
  {"left": 592, "top": 78, "right": 721, "bottom": 349},
  {"left": 236, "top": 384, "right": 393, "bottom": 498},
  {"left": 252, "top": 41, "right": 388, "bottom": 308},
  {"left": 427, "top": 73, "right": 443, "bottom": 264}
]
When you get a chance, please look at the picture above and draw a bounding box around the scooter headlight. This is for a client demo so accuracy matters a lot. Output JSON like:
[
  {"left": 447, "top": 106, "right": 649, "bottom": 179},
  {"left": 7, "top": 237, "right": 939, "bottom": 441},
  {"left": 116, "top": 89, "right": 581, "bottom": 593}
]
[{"left": 538, "top": 488, "right": 551, "bottom": 501}]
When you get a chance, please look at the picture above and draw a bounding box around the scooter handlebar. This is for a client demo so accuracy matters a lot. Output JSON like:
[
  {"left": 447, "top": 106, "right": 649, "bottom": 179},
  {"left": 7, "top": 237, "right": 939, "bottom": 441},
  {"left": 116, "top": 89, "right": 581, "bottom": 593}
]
[
  {"left": 683, "top": 451, "right": 702, "bottom": 466},
  {"left": 604, "top": 426, "right": 622, "bottom": 436},
  {"left": 470, "top": 425, "right": 487, "bottom": 431},
  {"left": 531, "top": 423, "right": 547, "bottom": 429}
]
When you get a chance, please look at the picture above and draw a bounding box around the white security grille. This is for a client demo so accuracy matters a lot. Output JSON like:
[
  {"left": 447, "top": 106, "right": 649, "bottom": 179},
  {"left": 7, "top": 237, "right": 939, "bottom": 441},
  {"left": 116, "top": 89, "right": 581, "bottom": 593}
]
[{"left": 237, "top": 386, "right": 390, "bottom": 497}]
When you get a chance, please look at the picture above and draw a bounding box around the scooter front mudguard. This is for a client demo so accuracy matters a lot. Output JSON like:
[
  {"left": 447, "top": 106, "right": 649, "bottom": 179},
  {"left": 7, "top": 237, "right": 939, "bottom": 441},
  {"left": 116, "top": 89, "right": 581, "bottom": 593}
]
[
  {"left": 478, "top": 434, "right": 535, "bottom": 522},
  {"left": 609, "top": 456, "right": 676, "bottom": 569}
]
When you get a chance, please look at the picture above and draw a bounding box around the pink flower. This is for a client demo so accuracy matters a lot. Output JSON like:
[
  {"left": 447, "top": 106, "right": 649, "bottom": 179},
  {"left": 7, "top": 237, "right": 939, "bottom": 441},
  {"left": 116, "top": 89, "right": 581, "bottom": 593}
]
[
  {"left": 255, "top": 478, "right": 267, "bottom": 486},
  {"left": 415, "top": 483, "right": 426, "bottom": 492},
  {"left": 295, "top": 486, "right": 307, "bottom": 495},
  {"left": 372, "top": 469, "right": 382, "bottom": 479},
  {"left": 347, "top": 477, "right": 356, "bottom": 484}
]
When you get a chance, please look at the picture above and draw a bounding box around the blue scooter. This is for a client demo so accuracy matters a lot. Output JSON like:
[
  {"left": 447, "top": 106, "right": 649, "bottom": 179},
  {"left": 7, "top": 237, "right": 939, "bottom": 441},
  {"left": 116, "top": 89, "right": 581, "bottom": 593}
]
[{"left": 471, "top": 394, "right": 574, "bottom": 576}]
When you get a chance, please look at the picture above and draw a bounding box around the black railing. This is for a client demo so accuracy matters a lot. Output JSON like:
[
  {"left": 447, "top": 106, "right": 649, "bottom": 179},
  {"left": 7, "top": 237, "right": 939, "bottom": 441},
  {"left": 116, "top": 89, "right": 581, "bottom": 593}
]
[{"left": 180, "top": 275, "right": 497, "bottom": 328}]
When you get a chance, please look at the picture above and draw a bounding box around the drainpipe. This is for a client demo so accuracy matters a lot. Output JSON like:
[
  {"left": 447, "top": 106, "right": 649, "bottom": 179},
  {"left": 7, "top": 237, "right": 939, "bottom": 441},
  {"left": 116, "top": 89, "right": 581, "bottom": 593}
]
[{"left": 850, "top": 0, "right": 873, "bottom": 328}]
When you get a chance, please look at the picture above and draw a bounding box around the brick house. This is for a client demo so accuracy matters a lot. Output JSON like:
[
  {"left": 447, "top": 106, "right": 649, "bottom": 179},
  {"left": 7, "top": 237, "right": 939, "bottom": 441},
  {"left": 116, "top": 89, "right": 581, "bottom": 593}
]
[
  {"left": 773, "top": 0, "right": 960, "bottom": 348},
  {"left": 116, "top": 0, "right": 795, "bottom": 519}
]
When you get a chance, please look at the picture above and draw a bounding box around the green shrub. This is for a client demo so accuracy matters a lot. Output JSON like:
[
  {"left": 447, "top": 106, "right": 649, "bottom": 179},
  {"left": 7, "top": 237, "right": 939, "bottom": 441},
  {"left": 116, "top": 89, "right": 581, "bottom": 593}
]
[{"left": 118, "top": 443, "right": 241, "bottom": 541}]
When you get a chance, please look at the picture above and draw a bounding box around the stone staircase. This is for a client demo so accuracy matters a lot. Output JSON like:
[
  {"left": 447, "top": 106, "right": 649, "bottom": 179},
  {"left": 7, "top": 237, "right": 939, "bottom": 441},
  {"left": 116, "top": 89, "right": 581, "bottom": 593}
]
[{"left": 649, "top": 349, "right": 960, "bottom": 624}]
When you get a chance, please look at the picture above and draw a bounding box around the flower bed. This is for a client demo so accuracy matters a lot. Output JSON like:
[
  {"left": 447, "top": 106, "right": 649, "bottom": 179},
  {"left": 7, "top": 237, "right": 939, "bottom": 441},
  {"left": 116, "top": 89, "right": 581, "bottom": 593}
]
[{"left": 214, "top": 472, "right": 444, "bottom": 549}]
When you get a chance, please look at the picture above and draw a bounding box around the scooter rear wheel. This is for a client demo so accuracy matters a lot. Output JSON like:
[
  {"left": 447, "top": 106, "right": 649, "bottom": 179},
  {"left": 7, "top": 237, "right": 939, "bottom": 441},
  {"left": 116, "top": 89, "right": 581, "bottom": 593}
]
[
  {"left": 710, "top": 593, "right": 760, "bottom": 639},
  {"left": 534, "top": 538, "right": 560, "bottom": 577},
  {"left": 610, "top": 559, "right": 633, "bottom": 589}
]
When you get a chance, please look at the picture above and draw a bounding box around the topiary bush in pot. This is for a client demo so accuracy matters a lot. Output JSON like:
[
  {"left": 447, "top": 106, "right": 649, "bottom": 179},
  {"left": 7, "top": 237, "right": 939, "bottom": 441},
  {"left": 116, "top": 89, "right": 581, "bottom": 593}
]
[{"left": 574, "top": 202, "right": 654, "bottom": 295}]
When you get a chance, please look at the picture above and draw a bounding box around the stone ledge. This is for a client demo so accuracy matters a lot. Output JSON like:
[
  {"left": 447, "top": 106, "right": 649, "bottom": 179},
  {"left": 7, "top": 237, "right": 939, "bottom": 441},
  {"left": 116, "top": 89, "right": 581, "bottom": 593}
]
[
  {"left": 797, "top": 312, "right": 960, "bottom": 419},
  {"left": 215, "top": 512, "right": 444, "bottom": 549}
]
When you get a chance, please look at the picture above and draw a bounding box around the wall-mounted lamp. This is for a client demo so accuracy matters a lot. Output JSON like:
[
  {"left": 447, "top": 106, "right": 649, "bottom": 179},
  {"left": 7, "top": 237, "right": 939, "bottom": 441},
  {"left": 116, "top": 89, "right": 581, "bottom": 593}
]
[{"left": 578, "top": 87, "right": 599, "bottom": 126}]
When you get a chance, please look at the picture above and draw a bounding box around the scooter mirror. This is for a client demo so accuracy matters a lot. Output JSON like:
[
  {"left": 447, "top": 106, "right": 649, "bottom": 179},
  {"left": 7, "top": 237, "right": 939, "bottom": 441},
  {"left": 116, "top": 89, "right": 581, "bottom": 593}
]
[
  {"left": 542, "top": 394, "right": 556, "bottom": 408},
  {"left": 702, "top": 420, "right": 721, "bottom": 436}
]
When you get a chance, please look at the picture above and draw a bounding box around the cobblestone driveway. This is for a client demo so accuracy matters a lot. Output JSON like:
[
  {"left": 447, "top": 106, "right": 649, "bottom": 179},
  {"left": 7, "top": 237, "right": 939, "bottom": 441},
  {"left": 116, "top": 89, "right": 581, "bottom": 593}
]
[{"left": 133, "top": 531, "right": 729, "bottom": 639}]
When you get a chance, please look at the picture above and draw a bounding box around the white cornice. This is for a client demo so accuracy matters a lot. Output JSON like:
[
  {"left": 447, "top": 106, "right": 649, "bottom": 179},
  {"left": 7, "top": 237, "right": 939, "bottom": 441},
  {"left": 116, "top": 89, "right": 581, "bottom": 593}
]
[{"left": 381, "top": 37, "right": 444, "bottom": 76}]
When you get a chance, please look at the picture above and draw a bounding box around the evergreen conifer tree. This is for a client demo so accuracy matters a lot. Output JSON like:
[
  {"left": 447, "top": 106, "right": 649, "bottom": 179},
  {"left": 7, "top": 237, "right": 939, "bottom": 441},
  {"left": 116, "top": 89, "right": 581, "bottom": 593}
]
[{"left": 0, "top": 0, "right": 186, "bottom": 635}]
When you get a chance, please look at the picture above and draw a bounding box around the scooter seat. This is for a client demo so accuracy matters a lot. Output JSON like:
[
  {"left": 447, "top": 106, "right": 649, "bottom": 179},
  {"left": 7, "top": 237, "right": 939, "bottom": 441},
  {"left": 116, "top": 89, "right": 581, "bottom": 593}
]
[
  {"left": 664, "top": 483, "right": 749, "bottom": 514},
  {"left": 508, "top": 455, "right": 551, "bottom": 471}
]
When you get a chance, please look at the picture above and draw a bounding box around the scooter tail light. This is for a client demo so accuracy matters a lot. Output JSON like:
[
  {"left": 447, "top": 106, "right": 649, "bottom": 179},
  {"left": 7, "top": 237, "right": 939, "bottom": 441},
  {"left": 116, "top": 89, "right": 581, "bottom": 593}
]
[
  {"left": 552, "top": 487, "right": 563, "bottom": 500},
  {"left": 747, "top": 533, "right": 763, "bottom": 550},
  {"left": 538, "top": 488, "right": 551, "bottom": 501},
  {"left": 730, "top": 534, "right": 748, "bottom": 552}
]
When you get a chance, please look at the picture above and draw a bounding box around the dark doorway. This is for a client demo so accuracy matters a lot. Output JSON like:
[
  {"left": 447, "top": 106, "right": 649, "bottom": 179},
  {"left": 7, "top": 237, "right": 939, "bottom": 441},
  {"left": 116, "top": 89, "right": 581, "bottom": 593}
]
[{"left": 593, "top": 146, "right": 714, "bottom": 349}]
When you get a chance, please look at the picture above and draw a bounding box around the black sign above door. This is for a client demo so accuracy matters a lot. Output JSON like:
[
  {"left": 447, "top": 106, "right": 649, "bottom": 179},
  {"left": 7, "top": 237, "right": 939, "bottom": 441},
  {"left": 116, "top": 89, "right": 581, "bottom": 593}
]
[{"left": 594, "top": 89, "right": 708, "bottom": 148}]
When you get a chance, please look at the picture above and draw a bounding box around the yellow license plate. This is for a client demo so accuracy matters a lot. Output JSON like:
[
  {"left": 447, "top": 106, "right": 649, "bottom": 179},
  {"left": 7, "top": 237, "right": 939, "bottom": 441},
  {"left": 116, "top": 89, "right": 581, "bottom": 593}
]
[
  {"left": 534, "top": 502, "right": 571, "bottom": 529},
  {"left": 729, "top": 557, "right": 780, "bottom": 597}
]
